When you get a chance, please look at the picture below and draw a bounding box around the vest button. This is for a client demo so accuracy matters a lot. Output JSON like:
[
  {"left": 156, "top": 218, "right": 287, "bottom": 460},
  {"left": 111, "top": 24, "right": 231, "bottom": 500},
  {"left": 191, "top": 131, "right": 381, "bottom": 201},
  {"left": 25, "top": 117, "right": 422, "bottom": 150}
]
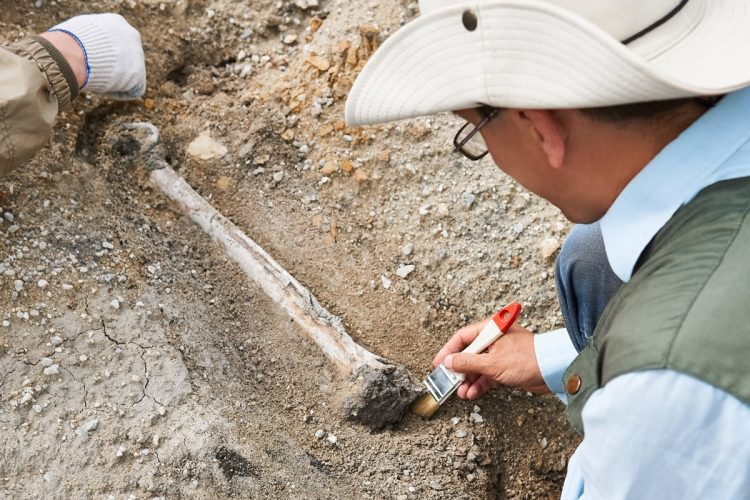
[{"left": 567, "top": 374, "right": 582, "bottom": 395}]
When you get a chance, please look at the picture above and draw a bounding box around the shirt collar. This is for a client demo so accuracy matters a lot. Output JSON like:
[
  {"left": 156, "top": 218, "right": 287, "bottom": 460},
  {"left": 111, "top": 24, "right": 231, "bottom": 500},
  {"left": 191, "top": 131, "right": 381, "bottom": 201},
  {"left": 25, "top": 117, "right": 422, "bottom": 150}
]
[{"left": 600, "top": 87, "right": 750, "bottom": 282}]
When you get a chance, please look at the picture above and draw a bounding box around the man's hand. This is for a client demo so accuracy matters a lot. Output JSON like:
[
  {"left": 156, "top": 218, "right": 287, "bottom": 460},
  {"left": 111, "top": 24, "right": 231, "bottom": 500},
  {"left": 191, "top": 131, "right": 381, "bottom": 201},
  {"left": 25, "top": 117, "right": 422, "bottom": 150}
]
[
  {"left": 433, "top": 319, "right": 549, "bottom": 400},
  {"left": 45, "top": 14, "right": 146, "bottom": 99}
]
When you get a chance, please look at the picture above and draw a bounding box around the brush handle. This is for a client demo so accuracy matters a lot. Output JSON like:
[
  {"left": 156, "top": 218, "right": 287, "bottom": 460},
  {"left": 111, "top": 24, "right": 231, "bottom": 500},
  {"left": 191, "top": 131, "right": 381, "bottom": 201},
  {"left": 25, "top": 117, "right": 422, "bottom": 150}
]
[{"left": 462, "top": 302, "right": 522, "bottom": 355}]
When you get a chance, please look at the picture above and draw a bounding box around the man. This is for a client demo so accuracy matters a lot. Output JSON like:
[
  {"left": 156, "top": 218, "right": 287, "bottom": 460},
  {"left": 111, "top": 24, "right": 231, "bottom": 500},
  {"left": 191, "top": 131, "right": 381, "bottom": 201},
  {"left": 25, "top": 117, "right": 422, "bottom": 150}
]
[
  {"left": 1, "top": 13, "right": 146, "bottom": 177},
  {"left": 346, "top": 1, "right": 750, "bottom": 498}
]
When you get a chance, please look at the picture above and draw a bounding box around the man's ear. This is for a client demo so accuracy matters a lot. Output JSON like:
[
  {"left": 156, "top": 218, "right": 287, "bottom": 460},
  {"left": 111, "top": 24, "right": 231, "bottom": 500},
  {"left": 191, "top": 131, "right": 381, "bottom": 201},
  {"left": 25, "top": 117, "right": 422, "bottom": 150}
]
[{"left": 518, "top": 110, "right": 567, "bottom": 169}]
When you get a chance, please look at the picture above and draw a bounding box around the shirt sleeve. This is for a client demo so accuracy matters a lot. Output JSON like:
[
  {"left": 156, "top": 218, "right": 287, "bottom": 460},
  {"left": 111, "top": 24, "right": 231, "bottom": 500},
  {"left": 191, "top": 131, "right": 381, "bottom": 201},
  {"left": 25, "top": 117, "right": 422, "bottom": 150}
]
[
  {"left": 561, "top": 370, "right": 750, "bottom": 499},
  {"left": 0, "top": 37, "right": 77, "bottom": 178},
  {"left": 533, "top": 328, "right": 578, "bottom": 403}
]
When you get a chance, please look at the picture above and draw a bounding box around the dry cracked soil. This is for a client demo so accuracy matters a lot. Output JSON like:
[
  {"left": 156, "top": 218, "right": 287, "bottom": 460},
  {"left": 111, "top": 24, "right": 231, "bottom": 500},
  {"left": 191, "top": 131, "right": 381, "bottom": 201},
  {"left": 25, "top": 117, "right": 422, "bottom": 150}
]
[{"left": 0, "top": 0, "right": 579, "bottom": 498}]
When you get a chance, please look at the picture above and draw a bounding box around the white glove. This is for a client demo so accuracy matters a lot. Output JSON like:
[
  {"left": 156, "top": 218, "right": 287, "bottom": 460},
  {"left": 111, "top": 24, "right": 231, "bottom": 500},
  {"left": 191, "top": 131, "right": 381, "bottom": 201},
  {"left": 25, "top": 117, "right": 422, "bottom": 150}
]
[{"left": 50, "top": 14, "right": 146, "bottom": 99}]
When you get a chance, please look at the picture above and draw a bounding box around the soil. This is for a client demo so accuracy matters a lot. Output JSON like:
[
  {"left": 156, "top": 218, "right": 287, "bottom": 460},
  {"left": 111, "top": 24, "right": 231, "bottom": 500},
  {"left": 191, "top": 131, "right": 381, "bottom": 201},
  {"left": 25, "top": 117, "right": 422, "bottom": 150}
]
[{"left": 0, "top": 0, "right": 579, "bottom": 498}]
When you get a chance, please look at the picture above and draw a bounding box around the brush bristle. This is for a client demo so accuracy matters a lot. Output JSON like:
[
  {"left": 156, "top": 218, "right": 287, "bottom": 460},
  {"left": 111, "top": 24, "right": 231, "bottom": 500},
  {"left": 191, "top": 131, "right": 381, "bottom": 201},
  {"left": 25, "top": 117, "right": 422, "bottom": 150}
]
[{"left": 410, "top": 393, "right": 441, "bottom": 418}]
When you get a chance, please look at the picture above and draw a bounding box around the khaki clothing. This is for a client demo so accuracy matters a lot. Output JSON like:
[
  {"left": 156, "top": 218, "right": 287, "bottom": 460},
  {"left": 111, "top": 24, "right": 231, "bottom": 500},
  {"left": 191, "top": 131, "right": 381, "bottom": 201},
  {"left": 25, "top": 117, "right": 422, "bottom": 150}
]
[{"left": 0, "top": 36, "right": 78, "bottom": 178}]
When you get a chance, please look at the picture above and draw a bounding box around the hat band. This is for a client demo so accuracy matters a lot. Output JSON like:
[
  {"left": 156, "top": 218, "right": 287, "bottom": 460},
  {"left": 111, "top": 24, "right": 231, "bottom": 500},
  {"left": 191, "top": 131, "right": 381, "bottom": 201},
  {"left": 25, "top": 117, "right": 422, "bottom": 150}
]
[{"left": 622, "top": 0, "right": 689, "bottom": 45}]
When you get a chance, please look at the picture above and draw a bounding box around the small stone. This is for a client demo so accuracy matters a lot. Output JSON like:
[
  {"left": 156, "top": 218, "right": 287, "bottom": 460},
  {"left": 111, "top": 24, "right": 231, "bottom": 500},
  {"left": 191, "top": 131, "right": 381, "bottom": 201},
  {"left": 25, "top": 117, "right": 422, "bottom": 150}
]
[
  {"left": 467, "top": 452, "right": 478, "bottom": 462},
  {"left": 327, "top": 433, "right": 337, "bottom": 444},
  {"left": 436, "top": 203, "right": 450, "bottom": 217},
  {"left": 283, "top": 33, "right": 298, "bottom": 45},
  {"left": 102, "top": 241, "right": 114, "bottom": 250},
  {"left": 32, "top": 404, "right": 42, "bottom": 414},
  {"left": 469, "top": 412, "right": 484, "bottom": 424},
  {"left": 396, "top": 264, "right": 415, "bottom": 279},
  {"left": 306, "top": 55, "right": 330, "bottom": 71},
  {"left": 513, "top": 223, "right": 525, "bottom": 234},
  {"left": 540, "top": 237, "right": 561, "bottom": 259},
  {"left": 110, "top": 299, "right": 121, "bottom": 310},
  {"left": 380, "top": 276, "right": 392, "bottom": 289},
  {"left": 14, "top": 280, "right": 23, "bottom": 292},
  {"left": 43, "top": 364, "right": 60, "bottom": 376},
  {"left": 451, "top": 417, "right": 461, "bottom": 425},
  {"left": 187, "top": 132, "right": 228, "bottom": 161},
  {"left": 462, "top": 191, "right": 476, "bottom": 208},
  {"left": 116, "top": 446, "right": 126, "bottom": 458},
  {"left": 8, "top": 225, "right": 19, "bottom": 233},
  {"left": 40, "top": 358, "right": 54, "bottom": 367},
  {"left": 401, "top": 243, "right": 413, "bottom": 256},
  {"left": 37, "top": 279, "right": 48, "bottom": 289},
  {"left": 19, "top": 392, "right": 33, "bottom": 405},
  {"left": 272, "top": 171, "right": 285, "bottom": 183},
  {"left": 429, "top": 481, "right": 444, "bottom": 491},
  {"left": 540, "top": 437, "right": 548, "bottom": 449},
  {"left": 3, "top": 212, "right": 14, "bottom": 223},
  {"left": 314, "top": 429, "right": 325, "bottom": 439},
  {"left": 76, "top": 419, "right": 99, "bottom": 437},
  {"left": 50, "top": 336, "right": 63, "bottom": 346},
  {"left": 455, "top": 429, "right": 468, "bottom": 438},
  {"left": 62, "top": 283, "right": 73, "bottom": 291}
]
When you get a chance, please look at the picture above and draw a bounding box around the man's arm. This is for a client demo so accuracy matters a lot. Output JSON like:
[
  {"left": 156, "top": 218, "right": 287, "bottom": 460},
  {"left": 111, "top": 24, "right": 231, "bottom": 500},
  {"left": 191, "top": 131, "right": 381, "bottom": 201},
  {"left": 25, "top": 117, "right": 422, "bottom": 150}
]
[
  {"left": 562, "top": 370, "right": 750, "bottom": 499},
  {"left": 0, "top": 14, "right": 145, "bottom": 178},
  {"left": 0, "top": 38, "right": 78, "bottom": 177}
]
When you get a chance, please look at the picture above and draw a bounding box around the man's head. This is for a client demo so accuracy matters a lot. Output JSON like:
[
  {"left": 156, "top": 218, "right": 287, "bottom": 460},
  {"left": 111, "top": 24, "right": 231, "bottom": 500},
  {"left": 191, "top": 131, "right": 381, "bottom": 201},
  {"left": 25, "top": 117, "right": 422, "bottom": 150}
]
[
  {"left": 454, "top": 99, "right": 713, "bottom": 222},
  {"left": 345, "top": 1, "right": 750, "bottom": 219}
]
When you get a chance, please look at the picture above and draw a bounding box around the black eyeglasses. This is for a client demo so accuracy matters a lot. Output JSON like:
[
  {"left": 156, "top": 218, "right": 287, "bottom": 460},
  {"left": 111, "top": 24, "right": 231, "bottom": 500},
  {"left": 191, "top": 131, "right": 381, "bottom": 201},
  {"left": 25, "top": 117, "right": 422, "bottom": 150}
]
[{"left": 453, "top": 106, "right": 499, "bottom": 161}]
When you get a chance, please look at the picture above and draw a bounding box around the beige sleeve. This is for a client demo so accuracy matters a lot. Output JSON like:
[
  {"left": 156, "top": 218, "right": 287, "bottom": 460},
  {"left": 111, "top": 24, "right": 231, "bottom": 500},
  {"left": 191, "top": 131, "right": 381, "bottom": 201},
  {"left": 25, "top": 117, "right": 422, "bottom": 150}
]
[{"left": 0, "top": 36, "right": 78, "bottom": 178}]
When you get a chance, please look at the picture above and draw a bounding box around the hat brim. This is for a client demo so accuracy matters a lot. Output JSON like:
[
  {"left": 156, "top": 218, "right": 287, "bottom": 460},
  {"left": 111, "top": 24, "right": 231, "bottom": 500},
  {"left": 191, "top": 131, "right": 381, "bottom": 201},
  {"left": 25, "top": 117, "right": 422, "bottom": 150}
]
[{"left": 345, "top": 0, "right": 750, "bottom": 125}]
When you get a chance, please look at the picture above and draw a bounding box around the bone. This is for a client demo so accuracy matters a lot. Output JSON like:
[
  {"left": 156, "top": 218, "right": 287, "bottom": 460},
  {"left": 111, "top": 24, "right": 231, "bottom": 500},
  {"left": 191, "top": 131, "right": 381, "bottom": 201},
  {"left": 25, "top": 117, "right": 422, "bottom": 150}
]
[{"left": 119, "top": 122, "right": 422, "bottom": 429}]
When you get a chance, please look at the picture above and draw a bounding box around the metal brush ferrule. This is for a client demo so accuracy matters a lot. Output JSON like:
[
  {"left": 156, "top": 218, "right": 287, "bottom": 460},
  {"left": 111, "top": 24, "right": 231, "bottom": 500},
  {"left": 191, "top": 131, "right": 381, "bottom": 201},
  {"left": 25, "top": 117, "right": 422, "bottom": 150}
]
[{"left": 423, "top": 364, "right": 463, "bottom": 405}]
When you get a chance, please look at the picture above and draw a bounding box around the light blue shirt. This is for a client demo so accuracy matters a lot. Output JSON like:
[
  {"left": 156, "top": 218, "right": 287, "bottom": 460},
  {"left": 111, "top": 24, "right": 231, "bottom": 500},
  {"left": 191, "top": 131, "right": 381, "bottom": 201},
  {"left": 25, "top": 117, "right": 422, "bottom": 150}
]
[{"left": 535, "top": 87, "right": 750, "bottom": 499}]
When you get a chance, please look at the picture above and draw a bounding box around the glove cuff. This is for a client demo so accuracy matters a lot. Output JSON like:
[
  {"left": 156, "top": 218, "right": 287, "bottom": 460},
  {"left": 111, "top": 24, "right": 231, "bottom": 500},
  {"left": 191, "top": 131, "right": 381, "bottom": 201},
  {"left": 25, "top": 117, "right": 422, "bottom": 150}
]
[{"left": 50, "top": 16, "right": 119, "bottom": 93}]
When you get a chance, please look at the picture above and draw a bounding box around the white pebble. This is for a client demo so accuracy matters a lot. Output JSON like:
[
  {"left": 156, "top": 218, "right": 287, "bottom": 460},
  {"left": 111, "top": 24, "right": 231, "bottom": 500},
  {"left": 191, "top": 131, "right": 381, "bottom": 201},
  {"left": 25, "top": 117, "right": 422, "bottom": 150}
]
[
  {"left": 75, "top": 418, "right": 99, "bottom": 437},
  {"left": 40, "top": 357, "right": 54, "bottom": 367},
  {"left": 43, "top": 364, "right": 60, "bottom": 376},
  {"left": 110, "top": 299, "right": 120, "bottom": 310},
  {"left": 37, "top": 279, "right": 48, "bottom": 289},
  {"left": 61, "top": 283, "right": 73, "bottom": 291},
  {"left": 396, "top": 264, "right": 415, "bottom": 279},
  {"left": 469, "top": 412, "right": 484, "bottom": 424},
  {"left": 327, "top": 433, "right": 337, "bottom": 444},
  {"left": 315, "top": 429, "right": 325, "bottom": 439},
  {"left": 50, "top": 335, "right": 63, "bottom": 346},
  {"left": 14, "top": 280, "right": 24, "bottom": 292},
  {"left": 380, "top": 275, "right": 392, "bottom": 289},
  {"left": 102, "top": 241, "right": 114, "bottom": 250}
]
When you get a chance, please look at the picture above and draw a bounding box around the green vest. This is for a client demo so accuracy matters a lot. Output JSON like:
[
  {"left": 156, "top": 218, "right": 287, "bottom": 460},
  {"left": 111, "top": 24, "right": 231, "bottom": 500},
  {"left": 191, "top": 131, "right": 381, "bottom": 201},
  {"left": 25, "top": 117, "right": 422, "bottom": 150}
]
[{"left": 565, "top": 177, "right": 750, "bottom": 435}]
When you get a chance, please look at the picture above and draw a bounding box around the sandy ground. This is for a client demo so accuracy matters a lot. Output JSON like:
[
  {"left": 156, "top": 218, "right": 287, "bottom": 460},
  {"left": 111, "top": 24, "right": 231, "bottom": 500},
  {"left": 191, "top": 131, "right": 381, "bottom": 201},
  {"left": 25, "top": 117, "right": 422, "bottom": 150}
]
[{"left": 1, "top": 0, "right": 579, "bottom": 498}]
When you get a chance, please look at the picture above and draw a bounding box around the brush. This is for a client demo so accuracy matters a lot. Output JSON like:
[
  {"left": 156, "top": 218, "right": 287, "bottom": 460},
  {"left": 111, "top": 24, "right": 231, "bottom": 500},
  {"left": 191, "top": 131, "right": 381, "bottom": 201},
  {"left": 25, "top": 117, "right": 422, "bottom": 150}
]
[{"left": 411, "top": 302, "right": 523, "bottom": 418}]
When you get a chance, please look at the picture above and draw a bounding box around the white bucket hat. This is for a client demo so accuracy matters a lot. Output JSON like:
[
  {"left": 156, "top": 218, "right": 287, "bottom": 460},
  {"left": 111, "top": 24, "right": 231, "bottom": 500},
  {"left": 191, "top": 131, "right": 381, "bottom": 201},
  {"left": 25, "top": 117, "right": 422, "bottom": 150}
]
[{"left": 345, "top": 0, "right": 750, "bottom": 125}]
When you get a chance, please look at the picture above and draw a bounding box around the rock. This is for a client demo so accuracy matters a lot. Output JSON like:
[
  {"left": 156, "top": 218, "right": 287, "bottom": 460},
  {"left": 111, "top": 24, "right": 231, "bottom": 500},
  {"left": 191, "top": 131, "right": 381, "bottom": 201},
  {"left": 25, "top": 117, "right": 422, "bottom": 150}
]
[
  {"left": 283, "top": 34, "right": 298, "bottom": 45},
  {"left": 462, "top": 191, "right": 476, "bottom": 208},
  {"left": 396, "top": 264, "right": 415, "bottom": 279},
  {"left": 401, "top": 243, "right": 413, "bottom": 256},
  {"left": 102, "top": 241, "right": 114, "bottom": 250},
  {"left": 13, "top": 280, "right": 23, "bottom": 292},
  {"left": 272, "top": 171, "right": 285, "bottom": 183},
  {"left": 187, "top": 132, "right": 228, "bottom": 160},
  {"left": 437, "top": 203, "right": 450, "bottom": 217},
  {"left": 540, "top": 237, "right": 561, "bottom": 259},
  {"left": 75, "top": 419, "right": 99, "bottom": 437},
  {"left": 110, "top": 299, "right": 121, "bottom": 310},
  {"left": 456, "top": 429, "right": 468, "bottom": 438},
  {"left": 3, "top": 212, "right": 14, "bottom": 223},
  {"left": 50, "top": 336, "right": 63, "bottom": 346},
  {"left": 314, "top": 429, "right": 325, "bottom": 439},
  {"left": 37, "top": 279, "right": 48, "bottom": 289},
  {"left": 40, "top": 357, "right": 54, "bottom": 367},
  {"left": 306, "top": 55, "right": 330, "bottom": 71},
  {"left": 43, "top": 364, "right": 60, "bottom": 376},
  {"left": 381, "top": 275, "right": 392, "bottom": 289},
  {"left": 19, "top": 392, "right": 33, "bottom": 405},
  {"left": 469, "top": 412, "right": 484, "bottom": 424},
  {"left": 62, "top": 283, "right": 73, "bottom": 291},
  {"left": 513, "top": 223, "right": 525, "bottom": 234},
  {"left": 429, "top": 481, "right": 444, "bottom": 491},
  {"left": 327, "top": 433, "right": 337, "bottom": 444}
]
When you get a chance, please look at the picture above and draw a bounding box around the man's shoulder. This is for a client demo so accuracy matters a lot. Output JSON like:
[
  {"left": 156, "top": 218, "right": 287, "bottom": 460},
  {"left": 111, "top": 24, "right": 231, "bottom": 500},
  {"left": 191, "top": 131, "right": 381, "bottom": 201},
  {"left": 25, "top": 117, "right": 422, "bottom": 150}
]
[{"left": 595, "top": 177, "right": 750, "bottom": 404}]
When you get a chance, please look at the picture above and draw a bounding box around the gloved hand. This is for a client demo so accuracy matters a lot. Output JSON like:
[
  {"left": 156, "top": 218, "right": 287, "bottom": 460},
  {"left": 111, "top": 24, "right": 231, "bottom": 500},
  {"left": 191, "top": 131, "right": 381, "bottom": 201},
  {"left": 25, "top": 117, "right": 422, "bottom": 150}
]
[{"left": 49, "top": 14, "right": 146, "bottom": 99}]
